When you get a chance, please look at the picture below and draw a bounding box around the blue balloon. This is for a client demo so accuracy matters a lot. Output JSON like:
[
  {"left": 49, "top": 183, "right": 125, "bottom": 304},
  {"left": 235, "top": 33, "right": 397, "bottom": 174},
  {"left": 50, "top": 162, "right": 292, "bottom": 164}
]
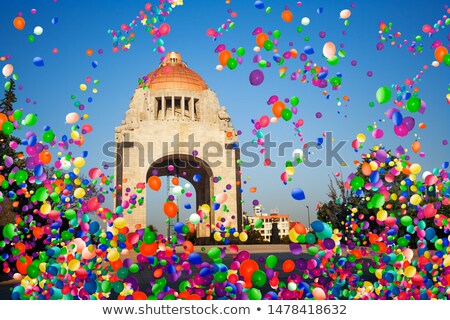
[
  {"left": 33, "top": 56, "right": 44, "bottom": 67},
  {"left": 311, "top": 220, "right": 325, "bottom": 233},
  {"left": 291, "top": 187, "right": 305, "bottom": 200},
  {"left": 392, "top": 111, "right": 403, "bottom": 126},
  {"left": 173, "top": 222, "right": 185, "bottom": 234},
  {"left": 188, "top": 252, "right": 202, "bottom": 265},
  {"left": 255, "top": 0, "right": 264, "bottom": 9},
  {"left": 193, "top": 173, "right": 201, "bottom": 183},
  {"left": 304, "top": 46, "right": 314, "bottom": 55}
]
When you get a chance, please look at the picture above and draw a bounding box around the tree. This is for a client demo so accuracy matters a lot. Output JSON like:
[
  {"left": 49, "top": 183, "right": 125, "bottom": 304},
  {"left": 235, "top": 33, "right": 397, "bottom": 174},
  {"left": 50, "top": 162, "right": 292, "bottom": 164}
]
[{"left": 0, "top": 79, "right": 17, "bottom": 115}]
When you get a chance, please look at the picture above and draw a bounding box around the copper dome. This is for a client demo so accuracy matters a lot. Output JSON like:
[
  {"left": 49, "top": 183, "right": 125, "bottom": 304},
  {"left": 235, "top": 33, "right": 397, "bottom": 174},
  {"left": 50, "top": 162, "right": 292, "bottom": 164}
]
[{"left": 139, "top": 52, "right": 208, "bottom": 91}]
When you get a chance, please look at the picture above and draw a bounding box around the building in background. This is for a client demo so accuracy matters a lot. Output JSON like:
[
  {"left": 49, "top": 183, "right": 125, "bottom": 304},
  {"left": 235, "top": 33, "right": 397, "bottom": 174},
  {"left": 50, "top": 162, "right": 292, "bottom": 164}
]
[{"left": 246, "top": 206, "right": 290, "bottom": 242}]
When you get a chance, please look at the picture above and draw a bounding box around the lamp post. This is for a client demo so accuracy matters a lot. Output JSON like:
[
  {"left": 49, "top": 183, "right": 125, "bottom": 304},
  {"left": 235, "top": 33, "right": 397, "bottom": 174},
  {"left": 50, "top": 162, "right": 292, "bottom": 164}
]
[{"left": 306, "top": 205, "right": 311, "bottom": 231}]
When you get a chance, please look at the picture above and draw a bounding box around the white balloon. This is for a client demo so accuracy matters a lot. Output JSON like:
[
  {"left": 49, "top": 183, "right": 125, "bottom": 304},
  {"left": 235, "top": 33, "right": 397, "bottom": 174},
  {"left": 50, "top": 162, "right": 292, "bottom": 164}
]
[
  {"left": 189, "top": 213, "right": 201, "bottom": 225},
  {"left": 2, "top": 64, "right": 13, "bottom": 77},
  {"left": 34, "top": 26, "right": 44, "bottom": 36},
  {"left": 301, "top": 17, "right": 310, "bottom": 26},
  {"left": 340, "top": 9, "right": 351, "bottom": 19},
  {"left": 322, "top": 42, "right": 336, "bottom": 59}
]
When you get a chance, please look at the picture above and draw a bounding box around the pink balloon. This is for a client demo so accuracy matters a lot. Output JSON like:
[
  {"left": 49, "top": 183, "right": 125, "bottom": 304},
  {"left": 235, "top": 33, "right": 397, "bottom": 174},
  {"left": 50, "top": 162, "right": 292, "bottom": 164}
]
[{"left": 393, "top": 123, "right": 408, "bottom": 137}]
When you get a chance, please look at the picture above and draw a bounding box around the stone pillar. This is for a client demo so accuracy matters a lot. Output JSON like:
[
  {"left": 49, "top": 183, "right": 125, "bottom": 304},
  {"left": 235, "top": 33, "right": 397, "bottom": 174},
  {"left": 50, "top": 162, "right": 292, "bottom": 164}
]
[
  {"left": 181, "top": 96, "right": 185, "bottom": 119},
  {"left": 162, "top": 95, "right": 166, "bottom": 120},
  {"left": 171, "top": 96, "right": 175, "bottom": 119},
  {"left": 190, "top": 97, "right": 194, "bottom": 120}
]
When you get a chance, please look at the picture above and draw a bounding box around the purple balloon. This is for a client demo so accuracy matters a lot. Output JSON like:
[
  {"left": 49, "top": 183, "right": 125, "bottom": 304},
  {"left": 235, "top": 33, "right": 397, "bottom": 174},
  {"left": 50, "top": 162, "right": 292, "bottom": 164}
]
[
  {"left": 402, "top": 116, "right": 415, "bottom": 131},
  {"left": 249, "top": 69, "right": 264, "bottom": 86},
  {"left": 386, "top": 107, "right": 398, "bottom": 119}
]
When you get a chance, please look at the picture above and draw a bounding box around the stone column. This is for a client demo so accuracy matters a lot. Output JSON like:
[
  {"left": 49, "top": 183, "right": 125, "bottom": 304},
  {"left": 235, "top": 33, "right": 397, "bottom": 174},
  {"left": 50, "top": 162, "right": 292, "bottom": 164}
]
[
  {"left": 181, "top": 96, "right": 185, "bottom": 119},
  {"left": 162, "top": 95, "right": 166, "bottom": 120},
  {"left": 171, "top": 96, "right": 175, "bottom": 119}
]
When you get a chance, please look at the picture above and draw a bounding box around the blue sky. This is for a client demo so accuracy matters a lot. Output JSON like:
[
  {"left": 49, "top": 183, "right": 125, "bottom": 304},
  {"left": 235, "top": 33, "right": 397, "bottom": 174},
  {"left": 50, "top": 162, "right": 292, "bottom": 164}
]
[{"left": 1, "top": 0, "right": 449, "bottom": 233}]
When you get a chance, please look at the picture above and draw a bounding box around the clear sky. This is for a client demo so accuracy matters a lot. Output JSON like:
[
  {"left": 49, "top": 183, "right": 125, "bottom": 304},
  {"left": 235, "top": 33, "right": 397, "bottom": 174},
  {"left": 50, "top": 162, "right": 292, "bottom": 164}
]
[{"left": 1, "top": 0, "right": 449, "bottom": 233}]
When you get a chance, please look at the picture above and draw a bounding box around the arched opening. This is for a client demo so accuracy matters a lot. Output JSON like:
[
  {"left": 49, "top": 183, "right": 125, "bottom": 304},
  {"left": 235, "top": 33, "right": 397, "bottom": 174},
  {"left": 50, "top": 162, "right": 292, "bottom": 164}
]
[{"left": 146, "top": 154, "right": 214, "bottom": 244}]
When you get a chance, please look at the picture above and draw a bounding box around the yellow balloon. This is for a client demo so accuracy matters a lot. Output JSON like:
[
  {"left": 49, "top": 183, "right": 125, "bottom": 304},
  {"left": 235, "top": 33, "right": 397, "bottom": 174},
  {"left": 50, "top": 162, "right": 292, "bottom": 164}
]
[
  {"left": 40, "top": 202, "right": 51, "bottom": 215},
  {"left": 356, "top": 133, "right": 366, "bottom": 143},
  {"left": 404, "top": 266, "right": 416, "bottom": 278},
  {"left": 410, "top": 163, "right": 421, "bottom": 174},
  {"left": 201, "top": 204, "right": 211, "bottom": 214},
  {"left": 410, "top": 194, "right": 422, "bottom": 205},
  {"left": 68, "top": 259, "right": 80, "bottom": 272},
  {"left": 114, "top": 217, "right": 127, "bottom": 229},
  {"left": 285, "top": 166, "right": 295, "bottom": 175},
  {"left": 73, "top": 157, "right": 85, "bottom": 168},
  {"left": 74, "top": 187, "right": 86, "bottom": 199},
  {"left": 213, "top": 232, "right": 222, "bottom": 242},
  {"left": 107, "top": 249, "right": 120, "bottom": 262},
  {"left": 369, "top": 161, "right": 379, "bottom": 171},
  {"left": 289, "top": 228, "right": 299, "bottom": 243},
  {"left": 239, "top": 232, "right": 248, "bottom": 242},
  {"left": 376, "top": 210, "right": 387, "bottom": 221}
]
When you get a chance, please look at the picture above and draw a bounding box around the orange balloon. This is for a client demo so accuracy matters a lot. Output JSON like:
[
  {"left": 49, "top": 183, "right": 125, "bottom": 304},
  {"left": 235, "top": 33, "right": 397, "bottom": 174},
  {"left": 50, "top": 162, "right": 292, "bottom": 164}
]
[
  {"left": 411, "top": 141, "right": 421, "bottom": 153},
  {"left": 218, "top": 50, "right": 232, "bottom": 66},
  {"left": 256, "top": 33, "right": 269, "bottom": 47},
  {"left": 294, "top": 223, "right": 307, "bottom": 235},
  {"left": 132, "top": 291, "right": 147, "bottom": 300},
  {"left": 183, "top": 240, "right": 194, "bottom": 253},
  {"left": 163, "top": 201, "right": 178, "bottom": 218},
  {"left": 281, "top": 10, "right": 293, "bottom": 23},
  {"left": 171, "top": 177, "right": 179, "bottom": 186},
  {"left": 361, "top": 162, "right": 372, "bottom": 176},
  {"left": 419, "top": 122, "right": 426, "bottom": 129},
  {"left": 39, "top": 150, "right": 52, "bottom": 164},
  {"left": 13, "top": 16, "right": 25, "bottom": 30},
  {"left": 249, "top": 187, "right": 257, "bottom": 193},
  {"left": 282, "top": 259, "right": 295, "bottom": 272},
  {"left": 140, "top": 242, "right": 158, "bottom": 256},
  {"left": 111, "top": 259, "right": 123, "bottom": 271},
  {"left": 434, "top": 46, "right": 448, "bottom": 63},
  {"left": 0, "top": 113, "right": 7, "bottom": 130},
  {"left": 147, "top": 175, "right": 161, "bottom": 191},
  {"left": 16, "top": 255, "right": 32, "bottom": 275},
  {"left": 239, "top": 259, "right": 258, "bottom": 279},
  {"left": 272, "top": 101, "right": 285, "bottom": 118}
]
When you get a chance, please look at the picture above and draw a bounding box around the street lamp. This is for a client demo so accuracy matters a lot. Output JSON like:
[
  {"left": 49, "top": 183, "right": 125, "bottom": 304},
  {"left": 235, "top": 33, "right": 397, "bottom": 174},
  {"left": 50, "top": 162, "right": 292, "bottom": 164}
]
[{"left": 306, "top": 205, "right": 311, "bottom": 231}]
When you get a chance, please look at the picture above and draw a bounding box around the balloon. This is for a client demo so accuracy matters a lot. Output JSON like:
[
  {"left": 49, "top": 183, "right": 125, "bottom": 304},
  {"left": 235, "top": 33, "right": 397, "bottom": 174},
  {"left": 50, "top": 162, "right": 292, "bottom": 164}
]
[
  {"left": 164, "top": 201, "right": 178, "bottom": 218},
  {"left": 13, "top": 16, "right": 26, "bottom": 30},
  {"left": 322, "top": 42, "right": 336, "bottom": 59},
  {"left": 392, "top": 111, "right": 403, "bottom": 126},
  {"left": 350, "top": 176, "right": 364, "bottom": 190},
  {"left": 218, "top": 50, "right": 232, "bottom": 66},
  {"left": 410, "top": 194, "right": 422, "bottom": 205},
  {"left": 443, "top": 54, "right": 450, "bottom": 66},
  {"left": 251, "top": 270, "right": 267, "bottom": 287},
  {"left": 281, "top": 10, "right": 293, "bottom": 23},
  {"left": 281, "top": 108, "right": 292, "bottom": 121},
  {"left": 312, "top": 287, "right": 326, "bottom": 300},
  {"left": 291, "top": 188, "right": 305, "bottom": 200},
  {"left": 376, "top": 86, "right": 392, "bottom": 104},
  {"left": 406, "top": 97, "right": 421, "bottom": 113},
  {"left": 434, "top": 46, "right": 448, "bottom": 62},
  {"left": 394, "top": 123, "right": 408, "bottom": 137},
  {"left": 249, "top": 69, "right": 264, "bottom": 86},
  {"left": 402, "top": 116, "right": 415, "bottom": 131},
  {"left": 2, "top": 64, "right": 13, "bottom": 77},
  {"left": 256, "top": 33, "right": 269, "bottom": 47},
  {"left": 227, "top": 57, "right": 238, "bottom": 70},
  {"left": 239, "top": 232, "right": 248, "bottom": 242},
  {"left": 159, "top": 23, "right": 170, "bottom": 36},
  {"left": 65, "top": 112, "right": 79, "bottom": 124},
  {"left": 2, "top": 121, "right": 14, "bottom": 134},
  {"left": 189, "top": 213, "right": 201, "bottom": 224},
  {"left": 272, "top": 101, "right": 285, "bottom": 118},
  {"left": 33, "top": 56, "right": 44, "bottom": 67},
  {"left": 411, "top": 141, "right": 421, "bottom": 153},
  {"left": 148, "top": 176, "right": 161, "bottom": 191}
]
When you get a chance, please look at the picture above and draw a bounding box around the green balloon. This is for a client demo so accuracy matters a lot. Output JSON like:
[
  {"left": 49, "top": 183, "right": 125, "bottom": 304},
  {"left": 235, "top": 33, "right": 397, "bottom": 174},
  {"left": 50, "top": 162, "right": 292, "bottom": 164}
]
[
  {"left": 327, "top": 56, "right": 339, "bottom": 66},
  {"left": 281, "top": 108, "right": 292, "bottom": 121},
  {"left": 350, "top": 176, "right": 364, "bottom": 190},
  {"left": 236, "top": 47, "right": 246, "bottom": 57},
  {"left": 330, "top": 76, "right": 342, "bottom": 87},
  {"left": 2, "top": 121, "right": 14, "bottom": 135},
  {"left": 265, "top": 255, "right": 278, "bottom": 268},
  {"left": 227, "top": 57, "right": 238, "bottom": 70},
  {"left": 248, "top": 288, "right": 262, "bottom": 300},
  {"left": 13, "top": 109, "right": 23, "bottom": 120},
  {"left": 375, "top": 86, "right": 392, "bottom": 104},
  {"left": 305, "top": 233, "right": 316, "bottom": 244},
  {"left": 42, "top": 130, "right": 55, "bottom": 143},
  {"left": 290, "top": 96, "right": 299, "bottom": 106},
  {"left": 406, "top": 97, "right": 421, "bottom": 113},
  {"left": 117, "top": 267, "right": 129, "bottom": 279},
  {"left": 400, "top": 216, "right": 412, "bottom": 226},
  {"left": 2, "top": 223, "right": 16, "bottom": 240},
  {"left": 263, "top": 39, "right": 274, "bottom": 51},
  {"left": 24, "top": 113, "right": 37, "bottom": 126},
  {"left": 443, "top": 54, "right": 450, "bottom": 66},
  {"left": 207, "top": 247, "right": 221, "bottom": 260},
  {"left": 35, "top": 187, "right": 49, "bottom": 201},
  {"left": 254, "top": 218, "right": 263, "bottom": 228},
  {"left": 143, "top": 229, "right": 156, "bottom": 244},
  {"left": 251, "top": 270, "right": 267, "bottom": 288},
  {"left": 27, "top": 264, "right": 39, "bottom": 278},
  {"left": 371, "top": 194, "right": 385, "bottom": 208},
  {"left": 15, "top": 170, "right": 28, "bottom": 184},
  {"left": 273, "top": 30, "right": 281, "bottom": 39}
]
